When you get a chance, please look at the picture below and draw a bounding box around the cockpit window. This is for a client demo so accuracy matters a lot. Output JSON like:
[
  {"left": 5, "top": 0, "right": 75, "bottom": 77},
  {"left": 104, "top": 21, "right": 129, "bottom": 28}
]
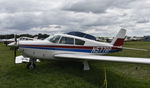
[
  {"left": 59, "top": 37, "right": 74, "bottom": 44},
  {"left": 48, "top": 35, "right": 61, "bottom": 43},
  {"left": 75, "top": 39, "right": 85, "bottom": 45}
]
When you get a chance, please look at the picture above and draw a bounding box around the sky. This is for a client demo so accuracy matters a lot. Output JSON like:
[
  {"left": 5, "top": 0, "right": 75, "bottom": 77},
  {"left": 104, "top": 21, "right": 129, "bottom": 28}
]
[{"left": 0, "top": 0, "right": 150, "bottom": 37}]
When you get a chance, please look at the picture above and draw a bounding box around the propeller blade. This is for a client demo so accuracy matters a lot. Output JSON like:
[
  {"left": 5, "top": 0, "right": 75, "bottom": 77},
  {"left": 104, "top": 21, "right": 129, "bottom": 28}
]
[
  {"left": 15, "top": 35, "right": 17, "bottom": 42},
  {"left": 14, "top": 47, "right": 17, "bottom": 61},
  {"left": 14, "top": 34, "right": 17, "bottom": 64}
]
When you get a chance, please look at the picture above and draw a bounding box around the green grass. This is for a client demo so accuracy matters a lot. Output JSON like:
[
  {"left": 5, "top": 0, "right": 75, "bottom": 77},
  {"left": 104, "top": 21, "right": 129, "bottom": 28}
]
[{"left": 0, "top": 41, "right": 150, "bottom": 88}]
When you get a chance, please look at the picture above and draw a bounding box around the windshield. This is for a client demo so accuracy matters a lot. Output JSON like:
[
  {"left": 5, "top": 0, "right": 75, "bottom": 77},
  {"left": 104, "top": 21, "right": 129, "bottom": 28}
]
[
  {"left": 46, "top": 35, "right": 61, "bottom": 43},
  {"left": 59, "top": 37, "right": 74, "bottom": 44}
]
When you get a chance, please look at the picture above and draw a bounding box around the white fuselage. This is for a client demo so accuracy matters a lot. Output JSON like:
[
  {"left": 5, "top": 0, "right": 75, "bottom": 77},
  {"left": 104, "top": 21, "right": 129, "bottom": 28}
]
[{"left": 18, "top": 34, "right": 118, "bottom": 60}]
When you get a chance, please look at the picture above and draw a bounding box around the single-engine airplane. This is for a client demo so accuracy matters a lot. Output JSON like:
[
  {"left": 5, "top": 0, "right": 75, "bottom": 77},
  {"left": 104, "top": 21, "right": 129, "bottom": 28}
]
[{"left": 13, "top": 29, "right": 150, "bottom": 70}]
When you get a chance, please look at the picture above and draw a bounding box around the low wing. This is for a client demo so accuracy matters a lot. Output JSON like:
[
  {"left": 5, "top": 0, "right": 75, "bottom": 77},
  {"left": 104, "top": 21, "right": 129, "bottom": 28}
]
[{"left": 54, "top": 54, "right": 150, "bottom": 64}]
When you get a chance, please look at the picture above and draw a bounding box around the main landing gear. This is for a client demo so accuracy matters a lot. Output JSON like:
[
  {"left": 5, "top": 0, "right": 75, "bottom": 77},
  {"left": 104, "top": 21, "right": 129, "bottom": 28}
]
[
  {"left": 27, "top": 58, "right": 36, "bottom": 70},
  {"left": 83, "top": 60, "right": 90, "bottom": 70}
]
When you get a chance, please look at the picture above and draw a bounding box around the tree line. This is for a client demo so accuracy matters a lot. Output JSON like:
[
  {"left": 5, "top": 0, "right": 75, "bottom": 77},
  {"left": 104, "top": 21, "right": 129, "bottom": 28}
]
[{"left": 0, "top": 33, "right": 49, "bottom": 39}]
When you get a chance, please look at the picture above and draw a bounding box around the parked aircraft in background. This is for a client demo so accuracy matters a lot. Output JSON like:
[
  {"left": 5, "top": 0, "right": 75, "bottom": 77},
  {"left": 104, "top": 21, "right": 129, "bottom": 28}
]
[
  {"left": 0, "top": 39, "right": 6, "bottom": 43},
  {"left": 13, "top": 29, "right": 150, "bottom": 70},
  {"left": 2, "top": 37, "right": 38, "bottom": 46},
  {"left": 3, "top": 38, "right": 15, "bottom": 46},
  {"left": 8, "top": 37, "right": 38, "bottom": 47}
]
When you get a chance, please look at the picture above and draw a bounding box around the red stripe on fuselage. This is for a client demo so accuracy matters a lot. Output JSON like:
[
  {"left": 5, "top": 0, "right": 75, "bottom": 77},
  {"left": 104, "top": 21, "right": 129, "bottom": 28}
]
[{"left": 19, "top": 44, "right": 121, "bottom": 50}]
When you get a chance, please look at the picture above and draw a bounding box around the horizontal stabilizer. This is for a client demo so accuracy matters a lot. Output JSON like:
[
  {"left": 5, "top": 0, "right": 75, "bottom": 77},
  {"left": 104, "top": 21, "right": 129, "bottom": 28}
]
[
  {"left": 122, "top": 47, "right": 148, "bottom": 51},
  {"left": 113, "top": 46, "right": 148, "bottom": 51}
]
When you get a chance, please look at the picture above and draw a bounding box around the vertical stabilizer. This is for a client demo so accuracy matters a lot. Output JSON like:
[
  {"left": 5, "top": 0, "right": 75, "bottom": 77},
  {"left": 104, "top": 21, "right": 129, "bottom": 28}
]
[{"left": 111, "top": 29, "right": 126, "bottom": 47}]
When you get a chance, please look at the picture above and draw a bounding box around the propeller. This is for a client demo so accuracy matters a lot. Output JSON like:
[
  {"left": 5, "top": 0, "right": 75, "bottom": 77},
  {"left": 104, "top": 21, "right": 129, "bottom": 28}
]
[{"left": 14, "top": 34, "right": 17, "bottom": 64}]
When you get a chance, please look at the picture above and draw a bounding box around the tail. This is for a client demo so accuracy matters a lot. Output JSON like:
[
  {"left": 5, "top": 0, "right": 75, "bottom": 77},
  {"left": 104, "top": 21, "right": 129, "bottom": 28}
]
[{"left": 111, "top": 29, "right": 126, "bottom": 47}]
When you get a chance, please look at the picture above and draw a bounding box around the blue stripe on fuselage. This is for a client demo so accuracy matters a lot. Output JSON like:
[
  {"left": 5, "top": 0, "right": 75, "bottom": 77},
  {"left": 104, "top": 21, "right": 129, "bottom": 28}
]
[{"left": 19, "top": 46, "right": 119, "bottom": 53}]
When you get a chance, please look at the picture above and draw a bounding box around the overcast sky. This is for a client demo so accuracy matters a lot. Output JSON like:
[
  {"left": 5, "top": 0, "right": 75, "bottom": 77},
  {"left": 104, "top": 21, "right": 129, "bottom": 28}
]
[{"left": 0, "top": 0, "right": 150, "bottom": 37}]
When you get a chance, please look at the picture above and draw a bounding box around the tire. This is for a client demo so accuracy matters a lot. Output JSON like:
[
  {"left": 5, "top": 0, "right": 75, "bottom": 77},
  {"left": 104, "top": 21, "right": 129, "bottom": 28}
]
[{"left": 27, "top": 62, "right": 36, "bottom": 70}]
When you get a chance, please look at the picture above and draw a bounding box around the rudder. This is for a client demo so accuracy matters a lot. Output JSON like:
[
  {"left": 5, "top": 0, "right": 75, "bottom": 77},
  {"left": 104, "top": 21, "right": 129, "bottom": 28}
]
[{"left": 111, "top": 29, "right": 126, "bottom": 47}]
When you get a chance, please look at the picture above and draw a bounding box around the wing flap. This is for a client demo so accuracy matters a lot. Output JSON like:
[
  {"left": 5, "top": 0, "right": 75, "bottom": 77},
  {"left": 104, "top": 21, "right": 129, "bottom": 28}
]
[
  {"left": 15, "top": 55, "right": 40, "bottom": 64},
  {"left": 54, "top": 54, "right": 150, "bottom": 64}
]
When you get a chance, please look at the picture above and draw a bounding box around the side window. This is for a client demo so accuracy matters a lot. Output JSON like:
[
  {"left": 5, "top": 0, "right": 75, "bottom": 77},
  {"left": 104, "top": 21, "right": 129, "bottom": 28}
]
[
  {"left": 49, "top": 35, "right": 61, "bottom": 43},
  {"left": 59, "top": 37, "right": 74, "bottom": 44},
  {"left": 75, "top": 39, "right": 85, "bottom": 45}
]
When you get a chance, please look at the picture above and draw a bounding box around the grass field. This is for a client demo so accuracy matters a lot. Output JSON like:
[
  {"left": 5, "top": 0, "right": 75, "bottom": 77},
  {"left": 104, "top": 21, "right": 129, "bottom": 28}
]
[{"left": 0, "top": 41, "right": 150, "bottom": 88}]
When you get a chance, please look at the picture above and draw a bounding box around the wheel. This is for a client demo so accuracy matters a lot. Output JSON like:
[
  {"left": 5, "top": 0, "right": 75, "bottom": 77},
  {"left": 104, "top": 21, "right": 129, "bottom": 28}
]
[{"left": 26, "top": 62, "right": 36, "bottom": 70}]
